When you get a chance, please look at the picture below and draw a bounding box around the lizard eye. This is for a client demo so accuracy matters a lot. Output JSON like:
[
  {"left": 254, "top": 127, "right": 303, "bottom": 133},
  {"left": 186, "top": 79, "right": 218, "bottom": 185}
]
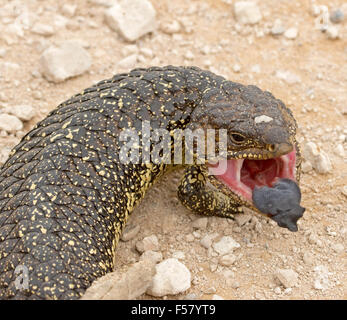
[{"left": 230, "top": 133, "right": 246, "bottom": 144}]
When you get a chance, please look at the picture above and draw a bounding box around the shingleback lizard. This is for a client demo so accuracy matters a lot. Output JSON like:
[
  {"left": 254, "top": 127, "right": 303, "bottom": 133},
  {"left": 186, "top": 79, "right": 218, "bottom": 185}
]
[{"left": 0, "top": 66, "right": 302, "bottom": 299}]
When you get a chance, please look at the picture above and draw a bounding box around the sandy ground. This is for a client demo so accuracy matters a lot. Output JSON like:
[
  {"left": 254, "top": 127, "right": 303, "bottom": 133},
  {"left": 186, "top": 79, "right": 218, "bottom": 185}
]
[{"left": 0, "top": 0, "right": 346, "bottom": 299}]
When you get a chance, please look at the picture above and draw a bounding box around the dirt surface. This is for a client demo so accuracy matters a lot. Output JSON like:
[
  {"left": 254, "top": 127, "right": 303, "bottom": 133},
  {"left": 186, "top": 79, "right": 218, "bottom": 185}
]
[{"left": 0, "top": 0, "right": 346, "bottom": 300}]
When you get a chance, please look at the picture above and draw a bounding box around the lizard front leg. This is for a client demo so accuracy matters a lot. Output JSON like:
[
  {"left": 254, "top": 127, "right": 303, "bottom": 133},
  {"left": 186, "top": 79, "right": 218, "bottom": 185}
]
[{"left": 177, "top": 165, "right": 242, "bottom": 218}]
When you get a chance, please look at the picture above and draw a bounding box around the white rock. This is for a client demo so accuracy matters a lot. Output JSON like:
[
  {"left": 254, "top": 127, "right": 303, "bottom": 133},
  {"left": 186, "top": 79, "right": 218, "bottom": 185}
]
[
  {"left": 314, "top": 153, "right": 332, "bottom": 174},
  {"left": 0, "top": 48, "right": 7, "bottom": 58},
  {"left": 219, "top": 253, "right": 237, "bottom": 266},
  {"left": 275, "top": 268, "right": 299, "bottom": 288},
  {"left": 302, "top": 142, "right": 332, "bottom": 174},
  {"left": 232, "top": 64, "right": 241, "bottom": 73},
  {"left": 271, "top": 19, "right": 285, "bottom": 35},
  {"left": 200, "top": 235, "right": 213, "bottom": 249},
  {"left": 251, "top": 64, "right": 261, "bottom": 73},
  {"left": 331, "top": 243, "right": 344, "bottom": 253},
  {"left": 146, "top": 258, "right": 191, "bottom": 297},
  {"left": 284, "top": 27, "right": 298, "bottom": 39},
  {"left": 0, "top": 114, "right": 23, "bottom": 132},
  {"left": 334, "top": 144, "right": 345, "bottom": 157},
  {"left": 234, "top": 1, "right": 262, "bottom": 25},
  {"left": 104, "top": 0, "right": 157, "bottom": 42},
  {"left": 140, "top": 250, "right": 163, "bottom": 263},
  {"left": 31, "top": 23, "right": 54, "bottom": 36},
  {"left": 326, "top": 26, "right": 339, "bottom": 40},
  {"left": 212, "top": 236, "right": 240, "bottom": 255},
  {"left": 192, "top": 217, "right": 208, "bottom": 229},
  {"left": 302, "top": 251, "right": 314, "bottom": 265},
  {"left": 40, "top": 41, "right": 91, "bottom": 83},
  {"left": 234, "top": 213, "right": 252, "bottom": 226},
  {"left": 61, "top": 4, "right": 77, "bottom": 17},
  {"left": 136, "top": 234, "right": 159, "bottom": 253},
  {"left": 172, "top": 251, "right": 185, "bottom": 260},
  {"left": 275, "top": 70, "right": 301, "bottom": 84},
  {"left": 117, "top": 54, "right": 138, "bottom": 69},
  {"left": 139, "top": 47, "right": 153, "bottom": 58},
  {"left": 7, "top": 105, "right": 36, "bottom": 121}
]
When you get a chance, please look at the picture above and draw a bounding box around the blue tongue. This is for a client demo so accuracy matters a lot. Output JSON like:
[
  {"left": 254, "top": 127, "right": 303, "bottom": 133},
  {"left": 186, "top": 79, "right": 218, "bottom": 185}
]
[{"left": 252, "top": 178, "right": 305, "bottom": 232}]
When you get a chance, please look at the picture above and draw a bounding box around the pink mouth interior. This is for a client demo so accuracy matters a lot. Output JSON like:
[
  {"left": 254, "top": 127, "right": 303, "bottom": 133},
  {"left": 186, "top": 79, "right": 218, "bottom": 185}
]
[{"left": 209, "top": 150, "right": 296, "bottom": 202}]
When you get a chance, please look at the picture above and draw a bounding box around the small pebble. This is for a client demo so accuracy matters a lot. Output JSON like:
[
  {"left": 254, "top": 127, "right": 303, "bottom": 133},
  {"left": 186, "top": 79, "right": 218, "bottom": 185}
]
[
  {"left": 219, "top": 253, "right": 237, "bottom": 266},
  {"left": 212, "top": 236, "right": 240, "bottom": 255},
  {"left": 117, "top": 54, "right": 138, "bottom": 69},
  {"left": 192, "top": 217, "right": 208, "bottom": 229},
  {"left": 161, "top": 20, "right": 181, "bottom": 34},
  {"left": 275, "top": 268, "right": 299, "bottom": 288},
  {"left": 104, "top": 0, "right": 157, "bottom": 42},
  {"left": 271, "top": 19, "right": 285, "bottom": 35},
  {"left": 326, "top": 26, "right": 339, "bottom": 40},
  {"left": 40, "top": 41, "right": 91, "bottom": 83},
  {"left": 233, "top": 1, "right": 262, "bottom": 25},
  {"left": 31, "top": 23, "right": 55, "bottom": 36},
  {"left": 200, "top": 235, "right": 212, "bottom": 249},
  {"left": 233, "top": 64, "right": 241, "bottom": 73},
  {"left": 0, "top": 114, "right": 23, "bottom": 132},
  {"left": 140, "top": 250, "right": 163, "bottom": 263},
  {"left": 7, "top": 105, "right": 36, "bottom": 121},
  {"left": 284, "top": 27, "right": 298, "bottom": 39},
  {"left": 121, "top": 223, "right": 140, "bottom": 241},
  {"left": 135, "top": 234, "right": 159, "bottom": 253},
  {"left": 330, "top": 9, "right": 344, "bottom": 24}
]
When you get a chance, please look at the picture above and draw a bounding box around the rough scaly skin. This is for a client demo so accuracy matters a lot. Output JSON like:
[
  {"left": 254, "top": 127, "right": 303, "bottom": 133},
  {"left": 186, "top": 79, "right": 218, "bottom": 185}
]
[{"left": 0, "top": 66, "right": 300, "bottom": 299}]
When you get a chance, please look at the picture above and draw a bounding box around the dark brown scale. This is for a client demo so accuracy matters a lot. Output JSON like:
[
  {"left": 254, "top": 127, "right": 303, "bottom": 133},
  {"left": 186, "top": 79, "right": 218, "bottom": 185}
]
[{"left": 0, "top": 66, "right": 299, "bottom": 299}]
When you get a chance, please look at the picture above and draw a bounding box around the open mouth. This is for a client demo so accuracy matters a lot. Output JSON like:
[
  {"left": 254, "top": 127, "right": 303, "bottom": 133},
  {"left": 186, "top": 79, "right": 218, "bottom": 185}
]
[{"left": 208, "top": 150, "right": 297, "bottom": 203}]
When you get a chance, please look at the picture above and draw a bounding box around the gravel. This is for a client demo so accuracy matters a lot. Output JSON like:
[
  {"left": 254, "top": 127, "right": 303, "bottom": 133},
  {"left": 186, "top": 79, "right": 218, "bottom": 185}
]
[
  {"left": 212, "top": 236, "right": 240, "bottom": 255},
  {"left": 146, "top": 258, "right": 191, "bottom": 297},
  {"left": 39, "top": 41, "right": 91, "bottom": 83},
  {"left": 104, "top": 0, "right": 157, "bottom": 42}
]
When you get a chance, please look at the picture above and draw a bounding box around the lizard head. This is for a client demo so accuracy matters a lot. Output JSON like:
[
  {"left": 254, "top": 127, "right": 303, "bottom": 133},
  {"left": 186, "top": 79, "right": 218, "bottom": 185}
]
[{"left": 190, "top": 81, "right": 301, "bottom": 220}]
